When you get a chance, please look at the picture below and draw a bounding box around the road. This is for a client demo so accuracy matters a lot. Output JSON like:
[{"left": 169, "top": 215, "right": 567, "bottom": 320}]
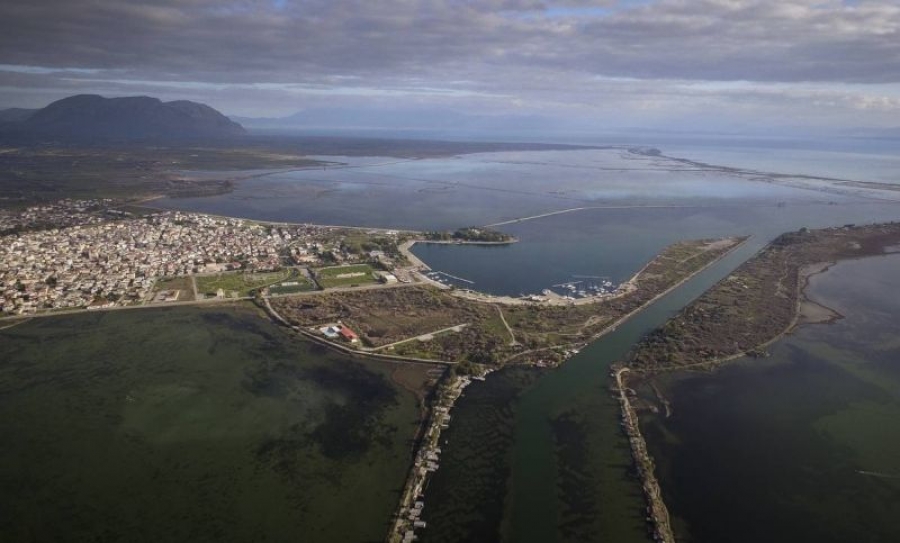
[{"left": 363, "top": 323, "right": 469, "bottom": 352}]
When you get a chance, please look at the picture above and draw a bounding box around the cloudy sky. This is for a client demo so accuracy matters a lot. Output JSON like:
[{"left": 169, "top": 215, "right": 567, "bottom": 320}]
[{"left": 2, "top": 0, "right": 900, "bottom": 134}]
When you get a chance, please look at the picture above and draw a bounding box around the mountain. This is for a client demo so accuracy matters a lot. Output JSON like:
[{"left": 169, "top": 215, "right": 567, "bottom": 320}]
[{"left": 0, "top": 95, "right": 245, "bottom": 142}]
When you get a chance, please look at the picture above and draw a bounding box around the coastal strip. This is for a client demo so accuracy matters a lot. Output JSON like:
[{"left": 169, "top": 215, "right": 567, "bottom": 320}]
[
  {"left": 380, "top": 236, "right": 752, "bottom": 542},
  {"left": 625, "top": 222, "right": 900, "bottom": 375},
  {"left": 614, "top": 368, "right": 675, "bottom": 543},
  {"left": 616, "top": 222, "right": 900, "bottom": 542},
  {"left": 387, "top": 372, "right": 477, "bottom": 543}
]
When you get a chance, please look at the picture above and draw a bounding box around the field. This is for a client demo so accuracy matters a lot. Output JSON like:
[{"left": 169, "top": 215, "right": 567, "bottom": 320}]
[
  {"left": 0, "top": 145, "right": 324, "bottom": 203},
  {"left": 272, "top": 237, "right": 745, "bottom": 367},
  {"left": 268, "top": 274, "right": 316, "bottom": 294},
  {"left": 271, "top": 286, "right": 498, "bottom": 349},
  {"left": 0, "top": 304, "right": 430, "bottom": 542},
  {"left": 314, "top": 264, "right": 377, "bottom": 288},
  {"left": 151, "top": 275, "right": 196, "bottom": 302},
  {"left": 195, "top": 269, "right": 292, "bottom": 297}
]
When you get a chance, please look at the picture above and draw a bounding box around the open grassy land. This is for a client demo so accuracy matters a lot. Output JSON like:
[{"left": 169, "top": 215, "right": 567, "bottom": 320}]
[
  {"left": 0, "top": 145, "right": 324, "bottom": 203},
  {"left": 268, "top": 273, "right": 316, "bottom": 294},
  {"left": 272, "top": 286, "right": 493, "bottom": 348},
  {"left": 625, "top": 222, "right": 900, "bottom": 373},
  {"left": 151, "top": 275, "right": 196, "bottom": 301},
  {"left": 273, "top": 237, "right": 746, "bottom": 367},
  {"left": 195, "top": 269, "right": 292, "bottom": 297},
  {"left": 314, "top": 263, "right": 377, "bottom": 288},
  {"left": 0, "top": 304, "right": 432, "bottom": 543}
]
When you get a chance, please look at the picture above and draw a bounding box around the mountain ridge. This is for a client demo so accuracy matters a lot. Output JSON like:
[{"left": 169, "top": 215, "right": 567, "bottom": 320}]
[{"left": 0, "top": 95, "right": 245, "bottom": 142}]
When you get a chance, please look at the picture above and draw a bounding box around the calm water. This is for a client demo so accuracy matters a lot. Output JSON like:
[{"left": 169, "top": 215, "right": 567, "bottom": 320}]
[
  {"left": 154, "top": 145, "right": 899, "bottom": 232},
  {"left": 156, "top": 142, "right": 900, "bottom": 297},
  {"left": 642, "top": 255, "right": 900, "bottom": 543},
  {"left": 0, "top": 305, "right": 424, "bottom": 543},
  {"left": 107, "top": 140, "right": 900, "bottom": 540},
  {"left": 411, "top": 202, "right": 900, "bottom": 296},
  {"left": 420, "top": 231, "right": 762, "bottom": 542}
]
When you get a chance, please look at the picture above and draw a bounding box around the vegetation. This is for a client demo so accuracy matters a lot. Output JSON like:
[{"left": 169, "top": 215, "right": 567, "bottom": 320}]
[
  {"left": 272, "top": 286, "right": 493, "bottom": 347},
  {"left": 0, "top": 138, "right": 592, "bottom": 206},
  {"left": 196, "top": 269, "right": 291, "bottom": 297},
  {"left": 268, "top": 274, "right": 316, "bottom": 295},
  {"left": 0, "top": 145, "right": 324, "bottom": 204},
  {"left": 626, "top": 223, "right": 900, "bottom": 372},
  {"left": 151, "top": 276, "right": 195, "bottom": 301},
  {"left": 313, "top": 264, "right": 377, "bottom": 288},
  {"left": 424, "top": 227, "right": 514, "bottom": 243},
  {"left": 274, "top": 237, "right": 746, "bottom": 365}
]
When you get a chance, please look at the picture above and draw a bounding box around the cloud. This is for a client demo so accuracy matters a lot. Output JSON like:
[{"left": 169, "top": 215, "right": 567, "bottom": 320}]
[{"left": 0, "top": 0, "right": 899, "bottom": 131}]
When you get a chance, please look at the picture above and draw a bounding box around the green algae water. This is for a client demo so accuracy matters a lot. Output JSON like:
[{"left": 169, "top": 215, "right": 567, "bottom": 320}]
[
  {"left": 0, "top": 304, "right": 423, "bottom": 543},
  {"left": 419, "top": 236, "right": 763, "bottom": 543},
  {"left": 642, "top": 254, "right": 900, "bottom": 543}
]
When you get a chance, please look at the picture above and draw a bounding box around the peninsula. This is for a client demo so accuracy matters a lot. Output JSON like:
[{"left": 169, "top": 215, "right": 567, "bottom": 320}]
[{"left": 614, "top": 221, "right": 900, "bottom": 543}]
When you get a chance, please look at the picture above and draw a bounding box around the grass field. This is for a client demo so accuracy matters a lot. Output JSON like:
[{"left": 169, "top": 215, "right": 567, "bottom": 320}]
[
  {"left": 268, "top": 273, "right": 316, "bottom": 295},
  {"left": 314, "top": 264, "right": 377, "bottom": 289},
  {"left": 151, "top": 276, "right": 196, "bottom": 302},
  {"left": 195, "top": 270, "right": 290, "bottom": 297}
]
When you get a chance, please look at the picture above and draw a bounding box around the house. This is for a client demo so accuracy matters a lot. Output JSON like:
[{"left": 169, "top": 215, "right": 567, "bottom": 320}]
[
  {"left": 339, "top": 326, "right": 359, "bottom": 344},
  {"left": 321, "top": 325, "right": 342, "bottom": 339}
]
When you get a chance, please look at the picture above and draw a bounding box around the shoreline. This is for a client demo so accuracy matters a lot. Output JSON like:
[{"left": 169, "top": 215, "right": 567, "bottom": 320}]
[
  {"left": 501, "top": 235, "right": 750, "bottom": 365},
  {"left": 616, "top": 223, "right": 900, "bottom": 543},
  {"left": 381, "top": 236, "right": 751, "bottom": 542},
  {"left": 612, "top": 259, "right": 853, "bottom": 543},
  {"left": 386, "top": 371, "right": 479, "bottom": 543}
]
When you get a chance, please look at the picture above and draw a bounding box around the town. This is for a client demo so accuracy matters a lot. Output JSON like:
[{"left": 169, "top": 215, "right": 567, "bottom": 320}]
[{"left": 0, "top": 199, "right": 408, "bottom": 315}]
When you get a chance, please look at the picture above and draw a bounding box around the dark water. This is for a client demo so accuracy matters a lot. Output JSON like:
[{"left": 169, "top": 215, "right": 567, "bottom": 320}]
[
  {"left": 642, "top": 255, "right": 900, "bottom": 543},
  {"left": 125, "top": 143, "right": 900, "bottom": 540},
  {"left": 411, "top": 203, "right": 900, "bottom": 296},
  {"left": 419, "top": 237, "right": 762, "bottom": 542},
  {"left": 0, "top": 305, "right": 423, "bottom": 543}
]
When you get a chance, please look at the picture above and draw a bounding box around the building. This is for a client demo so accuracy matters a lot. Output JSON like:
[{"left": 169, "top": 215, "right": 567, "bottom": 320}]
[{"left": 339, "top": 326, "right": 359, "bottom": 344}]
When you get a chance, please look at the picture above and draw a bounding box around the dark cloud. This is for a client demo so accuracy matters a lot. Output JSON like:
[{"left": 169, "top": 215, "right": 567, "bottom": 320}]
[{"left": 1, "top": 0, "right": 899, "bottom": 129}]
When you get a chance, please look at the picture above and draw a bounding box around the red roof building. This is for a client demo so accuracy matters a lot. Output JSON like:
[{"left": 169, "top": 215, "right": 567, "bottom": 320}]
[{"left": 339, "top": 326, "right": 359, "bottom": 343}]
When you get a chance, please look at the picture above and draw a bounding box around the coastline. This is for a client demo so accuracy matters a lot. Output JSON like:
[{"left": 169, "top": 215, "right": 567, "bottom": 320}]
[
  {"left": 616, "top": 223, "right": 900, "bottom": 543},
  {"left": 381, "top": 236, "right": 750, "bottom": 542},
  {"left": 386, "top": 372, "right": 479, "bottom": 543}
]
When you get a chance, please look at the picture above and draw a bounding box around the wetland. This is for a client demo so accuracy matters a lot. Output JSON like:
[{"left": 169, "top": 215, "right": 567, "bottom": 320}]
[
  {"left": 641, "top": 254, "right": 900, "bottom": 543},
  {"left": 0, "top": 304, "right": 430, "bottom": 542}
]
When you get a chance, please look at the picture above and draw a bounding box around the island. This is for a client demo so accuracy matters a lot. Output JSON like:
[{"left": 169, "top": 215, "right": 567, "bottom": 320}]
[{"left": 422, "top": 226, "right": 517, "bottom": 244}]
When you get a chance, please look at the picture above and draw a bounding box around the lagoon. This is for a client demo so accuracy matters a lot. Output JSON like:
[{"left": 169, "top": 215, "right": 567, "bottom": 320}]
[
  {"left": 0, "top": 304, "right": 427, "bottom": 542},
  {"left": 641, "top": 254, "right": 900, "bottom": 543}
]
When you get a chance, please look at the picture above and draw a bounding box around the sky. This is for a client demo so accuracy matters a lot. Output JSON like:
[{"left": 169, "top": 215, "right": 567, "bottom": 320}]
[{"left": 2, "top": 0, "right": 900, "bottom": 135}]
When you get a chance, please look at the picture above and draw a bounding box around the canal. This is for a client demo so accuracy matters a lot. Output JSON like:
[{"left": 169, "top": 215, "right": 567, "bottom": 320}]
[{"left": 419, "top": 236, "right": 766, "bottom": 542}]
